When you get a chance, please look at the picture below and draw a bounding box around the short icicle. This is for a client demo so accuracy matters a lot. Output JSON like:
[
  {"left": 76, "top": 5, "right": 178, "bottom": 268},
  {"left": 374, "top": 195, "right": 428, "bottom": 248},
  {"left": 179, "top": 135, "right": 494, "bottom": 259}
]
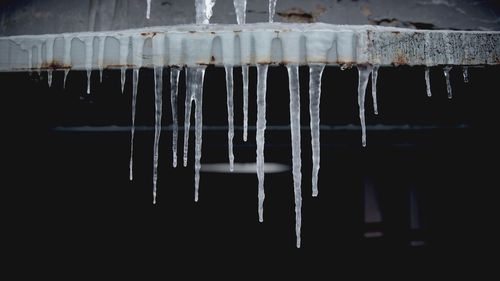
[
  {"left": 98, "top": 36, "right": 106, "bottom": 83},
  {"left": 256, "top": 64, "right": 268, "bottom": 222},
  {"left": 121, "top": 67, "right": 126, "bottom": 93},
  {"left": 309, "top": 64, "right": 324, "bottom": 197},
  {"left": 129, "top": 68, "right": 139, "bottom": 181},
  {"left": 86, "top": 69, "right": 91, "bottom": 94},
  {"left": 47, "top": 70, "right": 53, "bottom": 88},
  {"left": 443, "top": 66, "right": 453, "bottom": 99},
  {"left": 287, "top": 65, "right": 303, "bottom": 248},
  {"left": 63, "top": 69, "right": 70, "bottom": 89},
  {"left": 425, "top": 67, "right": 432, "bottom": 97},
  {"left": 193, "top": 67, "right": 206, "bottom": 202},
  {"left": 195, "top": 0, "right": 216, "bottom": 24},
  {"left": 170, "top": 67, "right": 181, "bottom": 168},
  {"left": 242, "top": 65, "right": 249, "bottom": 142},
  {"left": 225, "top": 66, "right": 235, "bottom": 171},
  {"left": 463, "top": 66, "right": 469, "bottom": 83},
  {"left": 153, "top": 67, "right": 163, "bottom": 204},
  {"left": 233, "top": 0, "right": 247, "bottom": 24},
  {"left": 371, "top": 65, "right": 379, "bottom": 115},
  {"left": 357, "top": 65, "right": 373, "bottom": 147},
  {"left": 269, "top": 0, "right": 277, "bottom": 23},
  {"left": 146, "top": 0, "right": 151, "bottom": 19}
]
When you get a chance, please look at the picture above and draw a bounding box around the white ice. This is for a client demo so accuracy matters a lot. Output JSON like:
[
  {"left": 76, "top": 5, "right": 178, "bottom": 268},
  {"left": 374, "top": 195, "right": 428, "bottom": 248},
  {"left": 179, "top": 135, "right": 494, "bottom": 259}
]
[
  {"left": 225, "top": 66, "right": 235, "bottom": 171},
  {"left": 309, "top": 64, "right": 324, "bottom": 197},
  {"left": 153, "top": 67, "right": 163, "bottom": 204},
  {"left": 242, "top": 65, "right": 249, "bottom": 142},
  {"left": 287, "top": 64, "right": 302, "bottom": 248},
  {"left": 425, "top": 67, "right": 432, "bottom": 97},
  {"left": 146, "top": 0, "right": 151, "bottom": 19},
  {"left": 195, "top": 0, "right": 216, "bottom": 24},
  {"left": 443, "top": 66, "right": 453, "bottom": 99},
  {"left": 233, "top": 0, "right": 247, "bottom": 25},
  {"left": 129, "top": 68, "right": 139, "bottom": 181},
  {"left": 256, "top": 64, "right": 268, "bottom": 222},
  {"left": 463, "top": 66, "right": 469, "bottom": 83},
  {"left": 170, "top": 67, "right": 180, "bottom": 168},
  {"left": 269, "top": 0, "right": 277, "bottom": 23},
  {"left": 371, "top": 65, "right": 379, "bottom": 115},
  {"left": 357, "top": 65, "right": 373, "bottom": 147},
  {"left": 193, "top": 67, "right": 206, "bottom": 202}
]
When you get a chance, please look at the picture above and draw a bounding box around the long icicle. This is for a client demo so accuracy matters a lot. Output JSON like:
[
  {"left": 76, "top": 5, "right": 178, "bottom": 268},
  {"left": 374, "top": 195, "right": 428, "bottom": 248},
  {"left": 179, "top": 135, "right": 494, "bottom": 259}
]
[
  {"left": 269, "top": 0, "right": 277, "bottom": 23},
  {"left": 371, "top": 65, "right": 379, "bottom": 115},
  {"left": 86, "top": 69, "right": 92, "bottom": 94},
  {"left": 357, "top": 65, "right": 373, "bottom": 147},
  {"left": 256, "top": 64, "right": 268, "bottom": 222},
  {"left": 425, "top": 67, "right": 432, "bottom": 97},
  {"left": 183, "top": 68, "right": 195, "bottom": 167},
  {"left": 170, "top": 67, "right": 180, "bottom": 168},
  {"left": 287, "top": 65, "right": 303, "bottom": 248},
  {"left": 153, "top": 67, "right": 163, "bottom": 204},
  {"left": 443, "top": 66, "right": 453, "bottom": 99},
  {"left": 129, "top": 68, "right": 139, "bottom": 181},
  {"left": 194, "top": 67, "right": 206, "bottom": 202},
  {"left": 225, "top": 66, "right": 235, "bottom": 171},
  {"left": 309, "top": 64, "right": 324, "bottom": 197},
  {"left": 242, "top": 65, "right": 249, "bottom": 142}
]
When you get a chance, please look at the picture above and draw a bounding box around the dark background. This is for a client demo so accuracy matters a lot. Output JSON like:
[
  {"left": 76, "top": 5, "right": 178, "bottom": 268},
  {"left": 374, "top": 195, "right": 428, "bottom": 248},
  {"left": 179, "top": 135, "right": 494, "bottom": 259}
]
[{"left": 4, "top": 65, "right": 499, "bottom": 272}]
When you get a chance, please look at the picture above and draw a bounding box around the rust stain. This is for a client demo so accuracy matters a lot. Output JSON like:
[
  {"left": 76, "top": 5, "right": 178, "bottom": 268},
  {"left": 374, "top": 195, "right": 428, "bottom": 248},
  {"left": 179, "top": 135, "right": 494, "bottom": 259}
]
[
  {"left": 276, "top": 5, "right": 326, "bottom": 23},
  {"left": 106, "top": 64, "right": 136, "bottom": 68},
  {"left": 41, "top": 61, "right": 71, "bottom": 69},
  {"left": 210, "top": 55, "right": 216, "bottom": 62},
  {"left": 140, "top": 31, "right": 158, "bottom": 37},
  {"left": 394, "top": 52, "right": 408, "bottom": 65}
]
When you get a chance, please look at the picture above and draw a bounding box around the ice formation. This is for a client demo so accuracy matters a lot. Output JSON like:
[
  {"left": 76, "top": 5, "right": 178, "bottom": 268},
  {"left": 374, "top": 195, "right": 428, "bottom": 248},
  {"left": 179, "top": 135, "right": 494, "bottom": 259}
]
[{"left": 3, "top": 0, "right": 494, "bottom": 249}]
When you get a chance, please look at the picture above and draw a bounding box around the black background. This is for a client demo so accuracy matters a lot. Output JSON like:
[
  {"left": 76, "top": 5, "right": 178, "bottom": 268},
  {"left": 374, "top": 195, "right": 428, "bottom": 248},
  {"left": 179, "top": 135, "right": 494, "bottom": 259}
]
[{"left": 3, "top": 65, "right": 499, "bottom": 273}]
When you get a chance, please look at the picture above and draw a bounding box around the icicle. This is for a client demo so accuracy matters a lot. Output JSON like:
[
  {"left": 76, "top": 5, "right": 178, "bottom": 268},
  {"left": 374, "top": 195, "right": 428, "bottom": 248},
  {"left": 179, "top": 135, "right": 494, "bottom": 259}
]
[
  {"left": 82, "top": 37, "right": 93, "bottom": 94},
  {"left": 371, "top": 65, "right": 379, "bottom": 115},
  {"left": 233, "top": 0, "right": 247, "bottom": 24},
  {"left": 98, "top": 36, "right": 105, "bottom": 83},
  {"left": 86, "top": 69, "right": 91, "bottom": 94},
  {"left": 425, "top": 67, "right": 432, "bottom": 97},
  {"left": 170, "top": 68, "right": 180, "bottom": 168},
  {"left": 153, "top": 67, "right": 163, "bottom": 204},
  {"left": 146, "top": 0, "right": 151, "bottom": 19},
  {"left": 27, "top": 48, "right": 33, "bottom": 74},
  {"left": 194, "top": 67, "right": 206, "bottom": 202},
  {"left": 242, "top": 65, "right": 249, "bottom": 142},
  {"left": 129, "top": 68, "right": 139, "bottom": 181},
  {"left": 357, "top": 65, "right": 373, "bottom": 147},
  {"left": 463, "top": 66, "right": 469, "bottom": 83},
  {"left": 225, "top": 66, "right": 235, "bottom": 171},
  {"left": 47, "top": 70, "right": 53, "bottom": 88},
  {"left": 121, "top": 67, "right": 126, "bottom": 93},
  {"left": 287, "top": 65, "right": 303, "bottom": 248},
  {"left": 269, "top": 0, "right": 277, "bottom": 23},
  {"left": 443, "top": 66, "right": 453, "bottom": 99},
  {"left": 309, "top": 64, "right": 324, "bottom": 197},
  {"left": 183, "top": 68, "right": 195, "bottom": 167},
  {"left": 256, "top": 64, "right": 268, "bottom": 222},
  {"left": 63, "top": 69, "right": 69, "bottom": 89},
  {"left": 195, "top": 0, "right": 216, "bottom": 24}
]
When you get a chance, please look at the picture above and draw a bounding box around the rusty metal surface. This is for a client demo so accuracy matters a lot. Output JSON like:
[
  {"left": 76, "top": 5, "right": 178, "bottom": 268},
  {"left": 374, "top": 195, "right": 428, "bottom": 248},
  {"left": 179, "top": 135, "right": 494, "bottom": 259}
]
[{"left": 0, "top": 23, "right": 499, "bottom": 72}]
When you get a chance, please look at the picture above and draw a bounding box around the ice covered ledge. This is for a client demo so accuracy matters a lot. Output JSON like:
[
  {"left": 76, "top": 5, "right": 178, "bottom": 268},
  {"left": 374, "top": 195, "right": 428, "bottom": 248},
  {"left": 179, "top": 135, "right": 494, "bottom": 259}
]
[{"left": 1, "top": 23, "right": 499, "bottom": 72}]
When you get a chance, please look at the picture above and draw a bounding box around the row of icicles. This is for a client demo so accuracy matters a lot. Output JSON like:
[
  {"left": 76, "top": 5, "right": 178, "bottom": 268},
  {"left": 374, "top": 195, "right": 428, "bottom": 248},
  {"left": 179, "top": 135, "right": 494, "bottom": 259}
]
[
  {"left": 111, "top": 0, "right": 471, "bottom": 248},
  {"left": 37, "top": 61, "right": 469, "bottom": 248}
]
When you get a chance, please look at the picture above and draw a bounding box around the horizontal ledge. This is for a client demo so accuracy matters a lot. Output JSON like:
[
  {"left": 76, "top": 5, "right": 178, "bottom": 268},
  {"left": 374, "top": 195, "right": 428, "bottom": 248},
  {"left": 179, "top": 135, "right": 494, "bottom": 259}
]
[{"left": 1, "top": 23, "right": 499, "bottom": 72}]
